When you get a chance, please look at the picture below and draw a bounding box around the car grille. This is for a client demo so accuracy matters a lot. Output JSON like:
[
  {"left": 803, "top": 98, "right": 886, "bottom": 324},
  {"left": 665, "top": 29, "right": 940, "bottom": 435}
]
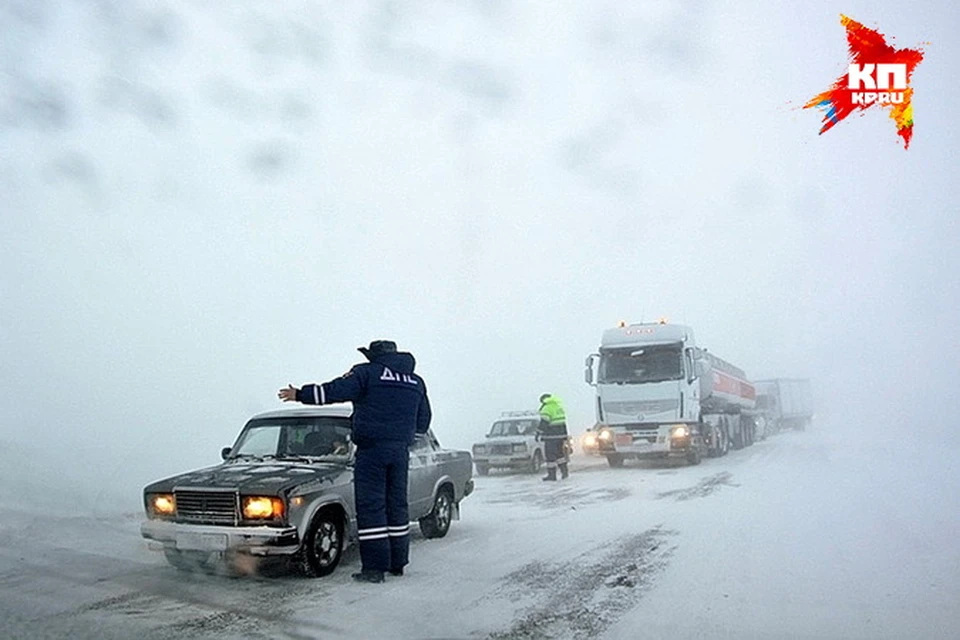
[
  {"left": 175, "top": 490, "right": 238, "bottom": 525},
  {"left": 489, "top": 444, "right": 514, "bottom": 455}
]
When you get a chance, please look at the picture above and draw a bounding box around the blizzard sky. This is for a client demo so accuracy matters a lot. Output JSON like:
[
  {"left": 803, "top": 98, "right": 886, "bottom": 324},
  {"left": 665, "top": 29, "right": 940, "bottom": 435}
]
[{"left": 1, "top": 0, "right": 958, "bottom": 505}]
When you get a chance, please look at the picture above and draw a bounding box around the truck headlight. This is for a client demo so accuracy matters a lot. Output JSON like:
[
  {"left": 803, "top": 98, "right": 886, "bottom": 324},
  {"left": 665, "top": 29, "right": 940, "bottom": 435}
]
[
  {"left": 242, "top": 496, "right": 285, "bottom": 520},
  {"left": 670, "top": 425, "right": 690, "bottom": 438},
  {"left": 147, "top": 493, "right": 175, "bottom": 517}
]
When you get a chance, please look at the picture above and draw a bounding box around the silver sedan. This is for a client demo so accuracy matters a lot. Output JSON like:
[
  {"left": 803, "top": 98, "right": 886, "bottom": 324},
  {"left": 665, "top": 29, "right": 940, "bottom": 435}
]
[{"left": 140, "top": 406, "right": 474, "bottom": 577}]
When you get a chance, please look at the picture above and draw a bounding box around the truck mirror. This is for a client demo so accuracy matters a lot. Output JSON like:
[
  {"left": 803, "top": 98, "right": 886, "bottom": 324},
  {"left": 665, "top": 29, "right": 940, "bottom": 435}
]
[{"left": 584, "top": 353, "right": 598, "bottom": 385}]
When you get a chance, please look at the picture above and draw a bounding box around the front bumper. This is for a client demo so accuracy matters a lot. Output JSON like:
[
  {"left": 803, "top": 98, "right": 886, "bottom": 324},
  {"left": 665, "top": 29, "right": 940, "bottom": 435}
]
[
  {"left": 474, "top": 455, "right": 532, "bottom": 468},
  {"left": 598, "top": 433, "right": 696, "bottom": 457},
  {"left": 141, "top": 519, "right": 301, "bottom": 556}
]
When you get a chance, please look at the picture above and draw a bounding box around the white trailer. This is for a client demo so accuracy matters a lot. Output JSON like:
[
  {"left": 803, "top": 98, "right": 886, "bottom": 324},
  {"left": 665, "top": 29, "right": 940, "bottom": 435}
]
[
  {"left": 754, "top": 378, "right": 814, "bottom": 434},
  {"left": 585, "top": 321, "right": 757, "bottom": 466}
]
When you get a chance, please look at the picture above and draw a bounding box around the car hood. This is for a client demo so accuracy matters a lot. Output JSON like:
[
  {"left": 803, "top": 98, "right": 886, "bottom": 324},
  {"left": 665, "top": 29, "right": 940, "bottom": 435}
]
[{"left": 143, "top": 460, "right": 350, "bottom": 496}]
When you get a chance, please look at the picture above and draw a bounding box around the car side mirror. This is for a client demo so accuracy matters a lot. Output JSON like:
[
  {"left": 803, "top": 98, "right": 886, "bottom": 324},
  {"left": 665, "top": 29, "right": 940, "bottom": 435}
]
[{"left": 221, "top": 446, "right": 232, "bottom": 460}]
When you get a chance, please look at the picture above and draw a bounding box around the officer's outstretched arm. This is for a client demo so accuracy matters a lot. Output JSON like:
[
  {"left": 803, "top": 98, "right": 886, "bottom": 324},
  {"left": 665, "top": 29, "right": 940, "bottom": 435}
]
[{"left": 297, "top": 366, "right": 367, "bottom": 405}]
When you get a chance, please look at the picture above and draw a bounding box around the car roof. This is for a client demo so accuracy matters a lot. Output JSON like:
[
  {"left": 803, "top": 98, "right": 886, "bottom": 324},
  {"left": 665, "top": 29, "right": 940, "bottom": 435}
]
[{"left": 247, "top": 405, "right": 354, "bottom": 421}]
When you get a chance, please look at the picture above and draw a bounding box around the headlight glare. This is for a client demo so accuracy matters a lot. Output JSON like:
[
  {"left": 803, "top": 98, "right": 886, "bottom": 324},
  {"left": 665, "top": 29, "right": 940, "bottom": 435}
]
[
  {"left": 149, "top": 493, "right": 175, "bottom": 516},
  {"left": 670, "top": 425, "right": 690, "bottom": 438},
  {"left": 242, "top": 496, "right": 284, "bottom": 520}
]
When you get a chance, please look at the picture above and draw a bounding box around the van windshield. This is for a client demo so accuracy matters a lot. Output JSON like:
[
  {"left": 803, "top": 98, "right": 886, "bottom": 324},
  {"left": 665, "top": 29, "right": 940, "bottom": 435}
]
[{"left": 598, "top": 343, "right": 683, "bottom": 384}]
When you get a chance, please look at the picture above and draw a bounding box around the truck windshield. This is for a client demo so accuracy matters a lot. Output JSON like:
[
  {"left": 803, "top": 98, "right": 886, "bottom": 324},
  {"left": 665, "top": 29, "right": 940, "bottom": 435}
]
[{"left": 598, "top": 343, "right": 683, "bottom": 384}]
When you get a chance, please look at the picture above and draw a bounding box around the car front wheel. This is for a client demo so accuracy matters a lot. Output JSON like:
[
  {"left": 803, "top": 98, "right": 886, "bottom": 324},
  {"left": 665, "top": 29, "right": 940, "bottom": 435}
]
[
  {"left": 296, "top": 508, "right": 344, "bottom": 577},
  {"left": 164, "top": 549, "right": 214, "bottom": 572},
  {"left": 528, "top": 450, "right": 543, "bottom": 474},
  {"left": 419, "top": 487, "right": 453, "bottom": 539}
]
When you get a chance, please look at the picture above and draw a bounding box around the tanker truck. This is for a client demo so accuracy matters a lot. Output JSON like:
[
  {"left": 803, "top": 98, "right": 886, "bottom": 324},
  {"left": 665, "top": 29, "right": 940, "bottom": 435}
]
[{"left": 584, "top": 320, "right": 756, "bottom": 466}]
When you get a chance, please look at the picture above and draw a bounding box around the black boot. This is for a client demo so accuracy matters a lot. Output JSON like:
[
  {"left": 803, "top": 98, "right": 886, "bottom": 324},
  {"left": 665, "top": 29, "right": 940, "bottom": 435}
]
[
  {"left": 352, "top": 569, "right": 385, "bottom": 583},
  {"left": 559, "top": 463, "right": 569, "bottom": 479},
  {"left": 542, "top": 467, "right": 557, "bottom": 481},
  {"left": 389, "top": 567, "right": 404, "bottom": 576}
]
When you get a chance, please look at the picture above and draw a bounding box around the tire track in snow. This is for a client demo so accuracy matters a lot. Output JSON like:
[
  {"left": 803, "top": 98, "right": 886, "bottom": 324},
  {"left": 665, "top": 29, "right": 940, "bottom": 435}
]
[
  {"left": 485, "top": 527, "right": 676, "bottom": 639},
  {"left": 654, "top": 471, "right": 738, "bottom": 501}
]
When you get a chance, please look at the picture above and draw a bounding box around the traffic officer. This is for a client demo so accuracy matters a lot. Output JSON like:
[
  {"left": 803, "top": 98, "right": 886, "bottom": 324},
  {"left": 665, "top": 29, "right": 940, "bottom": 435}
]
[
  {"left": 279, "top": 340, "right": 431, "bottom": 583},
  {"left": 537, "top": 393, "right": 569, "bottom": 481}
]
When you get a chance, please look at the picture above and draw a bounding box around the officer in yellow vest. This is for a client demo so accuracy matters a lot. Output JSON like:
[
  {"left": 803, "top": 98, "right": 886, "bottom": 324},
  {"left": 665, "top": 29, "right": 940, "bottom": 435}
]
[{"left": 537, "top": 393, "right": 569, "bottom": 481}]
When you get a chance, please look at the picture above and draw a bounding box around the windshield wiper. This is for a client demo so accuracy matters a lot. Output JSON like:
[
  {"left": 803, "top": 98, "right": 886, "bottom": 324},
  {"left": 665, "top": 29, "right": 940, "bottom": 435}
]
[{"left": 262, "top": 453, "right": 315, "bottom": 464}]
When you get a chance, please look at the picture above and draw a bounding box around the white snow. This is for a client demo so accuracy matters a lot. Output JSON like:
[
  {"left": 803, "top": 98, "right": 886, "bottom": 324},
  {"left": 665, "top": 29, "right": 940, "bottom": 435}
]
[{"left": 1, "top": 422, "right": 957, "bottom": 639}]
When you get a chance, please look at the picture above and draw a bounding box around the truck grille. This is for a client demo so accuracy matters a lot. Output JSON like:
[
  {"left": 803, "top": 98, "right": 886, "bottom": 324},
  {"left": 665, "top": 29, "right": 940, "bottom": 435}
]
[{"left": 175, "top": 490, "right": 238, "bottom": 525}]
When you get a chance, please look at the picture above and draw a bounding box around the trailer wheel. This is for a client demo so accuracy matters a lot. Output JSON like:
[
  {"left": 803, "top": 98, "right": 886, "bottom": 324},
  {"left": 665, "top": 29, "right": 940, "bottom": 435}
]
[{"left": 606, "top": 453, "right": 624, "bottom": 468}]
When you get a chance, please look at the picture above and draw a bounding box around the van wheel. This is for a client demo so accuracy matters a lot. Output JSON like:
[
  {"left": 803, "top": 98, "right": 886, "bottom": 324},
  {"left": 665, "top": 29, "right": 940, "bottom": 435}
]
[
  {"left": 419, "top": 487, "right": 453, "bottom": 539},
  {"left": 296, "top": 508, "right": 344, "bottom": 577}
]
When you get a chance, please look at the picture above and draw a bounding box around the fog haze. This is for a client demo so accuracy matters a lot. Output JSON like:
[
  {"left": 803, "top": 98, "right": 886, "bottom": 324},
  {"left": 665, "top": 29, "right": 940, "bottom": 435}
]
[{"left": 1, "top": 0, "right": 958, "bottom": 506}]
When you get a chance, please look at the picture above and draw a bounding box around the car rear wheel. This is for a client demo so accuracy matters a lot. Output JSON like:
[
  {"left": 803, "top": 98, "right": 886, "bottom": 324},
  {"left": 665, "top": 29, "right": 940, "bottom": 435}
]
[
  {"left": 419, "top": 486, "right": 453, "bottom": 539},
  {"left": 296, "top": 508, "right": 344, "bottom": 577},
  {"left": 528, "top": 450, "right": 543, "bottom": 474}
]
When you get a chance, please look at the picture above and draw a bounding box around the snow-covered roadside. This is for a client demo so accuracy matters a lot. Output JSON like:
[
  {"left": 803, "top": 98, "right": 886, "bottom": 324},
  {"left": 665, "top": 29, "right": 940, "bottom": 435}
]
[
  {"left": 1, "top": 421, "right": 956, "bottom": 639},
  {"left": 606, "top": 429, "right": 960, "bottom": 640}
]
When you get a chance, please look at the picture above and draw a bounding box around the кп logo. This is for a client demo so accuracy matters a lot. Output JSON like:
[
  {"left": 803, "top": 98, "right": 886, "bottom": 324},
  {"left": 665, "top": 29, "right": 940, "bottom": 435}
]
[{"left": 804, "top": 15, "right": 925, "bottom": 149}]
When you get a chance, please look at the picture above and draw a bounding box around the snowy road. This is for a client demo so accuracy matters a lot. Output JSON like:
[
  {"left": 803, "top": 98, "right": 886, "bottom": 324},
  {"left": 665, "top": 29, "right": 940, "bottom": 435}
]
[{"left": 1, "top": 428, "right": 957, "bottom": 639}]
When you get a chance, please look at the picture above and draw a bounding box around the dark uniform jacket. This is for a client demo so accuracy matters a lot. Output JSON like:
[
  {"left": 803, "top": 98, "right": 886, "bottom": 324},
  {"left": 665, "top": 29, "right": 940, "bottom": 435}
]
[{"left": 296, "top": 351, "right": 431, "bottom": 448}]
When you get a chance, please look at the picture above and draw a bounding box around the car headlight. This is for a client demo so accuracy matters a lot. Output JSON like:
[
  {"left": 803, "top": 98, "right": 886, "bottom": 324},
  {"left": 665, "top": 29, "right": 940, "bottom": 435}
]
[
  {"left": 670, "top": 425, "right": 690, "bottom": 438},
  {"left": 598, "top": 429, "right": 613, "bottom": 441},
  {"left": 147, "top": 493, "right": 175, "bottom": 517},
  {"left": 242, "top": 496, "right": 285, "bottom": 520},
  {"left": 512, "top": 443, "right": 527, "bottom": 453},
  {"left": 473, "top": 444, "right": 487, "bottom": 455},
  {"left": 583, "top": 433, "right": 597, "bottom": 446}
]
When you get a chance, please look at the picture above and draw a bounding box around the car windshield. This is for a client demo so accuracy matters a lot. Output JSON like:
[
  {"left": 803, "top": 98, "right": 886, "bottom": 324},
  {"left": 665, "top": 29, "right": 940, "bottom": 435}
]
[
  {"left": 230, "top": 416, "right": 353, "bottom": 461},
  {"left": 598, "top": 343, "right": 683, "bottom": 384},
  {"left": 489, "top": 419, "right": 539, "bottom": 436}
]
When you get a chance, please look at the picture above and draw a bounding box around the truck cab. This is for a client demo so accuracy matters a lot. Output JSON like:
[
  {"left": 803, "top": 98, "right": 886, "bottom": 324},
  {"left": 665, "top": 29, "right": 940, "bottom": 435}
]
[
  {"left": 471, "top": 412, "right": 545, "bottom": 476},
  {"left": 585, "top": 321, "right": 755, "bottom": 466}
]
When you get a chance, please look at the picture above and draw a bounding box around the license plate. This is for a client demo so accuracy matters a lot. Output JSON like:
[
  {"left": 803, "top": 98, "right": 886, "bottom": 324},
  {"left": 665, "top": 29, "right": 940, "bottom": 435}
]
[
  {"left": 176, "top": 532, "right": 227, "bottom": 551},
  {"left": 616, "top": 433, "right": 633, "bottom": 446}
]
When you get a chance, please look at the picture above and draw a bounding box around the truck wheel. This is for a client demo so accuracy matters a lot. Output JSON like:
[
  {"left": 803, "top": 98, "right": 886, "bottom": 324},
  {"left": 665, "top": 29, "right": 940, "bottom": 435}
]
[
  {"left": 475, "top": 463, "right": 489, "bottom": 476},
  {"left": 528, "top": 450, "right": 543, "bottom": 474},
  {"left": 419, "top": 486, "right": 454, "bottom": 539},
  {"left": 606, "top": 454, "right": 624, "bottom": 468},
  {"left": 686, "top": 447, "right": 702, "bottom": 465},
  {"left": 295, "top": 508, "right": 345, "bottom": 577}
]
